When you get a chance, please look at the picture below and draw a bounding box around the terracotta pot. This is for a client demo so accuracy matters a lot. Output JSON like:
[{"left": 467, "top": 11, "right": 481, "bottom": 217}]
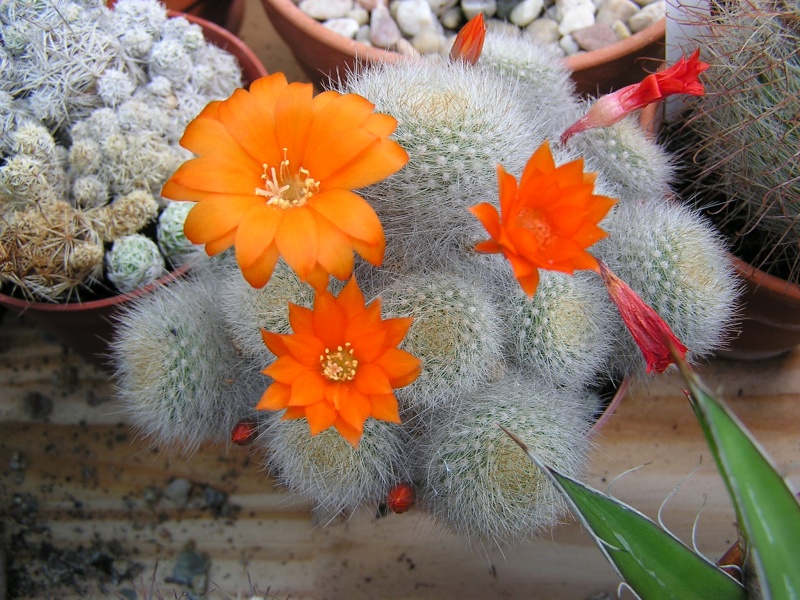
[
  {"left": 719, "top": 256, "right": 800, "bottom": 361},
  {"left": 107, "top": 0, "right": 246, "bottom": 34},
  {"left": 0, "top": 13, "right": 267, "bottom": 370},
  {"left": 259, "top": 0, "right": 665, "bottom": 95}
]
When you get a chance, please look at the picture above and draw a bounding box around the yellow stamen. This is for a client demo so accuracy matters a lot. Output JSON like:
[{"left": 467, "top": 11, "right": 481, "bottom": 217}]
[
  {"left": 320, "top": 342, "right": 358, "bottom": 382},
  {"left": 255, "top": 148, "right": 319, "bottom": 208}
]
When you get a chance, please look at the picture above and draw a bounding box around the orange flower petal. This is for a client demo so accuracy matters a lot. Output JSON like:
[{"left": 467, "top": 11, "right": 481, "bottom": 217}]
[
  {"left": 274, "top": 207, "right": 319, "bottom": 280},
  {"left": 261, "top": 328, "right": 290, "bottom": 357},
  {"left": 306, "top": 265, "right": 331, "bottom": 293},
  {"left": 351, "top": 235, "right": 385, "bottom": 267},
  {"left": 257, "top": 382, "right": 291, "bottom": 410},
  {"left": 183, "top": 195, "right": 261, "bottom": 244},
  {"left": 161, "top": 179, "right": 206, "bottom": 203},
  {"left": 234, "top": 204, "right": 283, "bottom": 270},
  {"left": 265, "top": 355, "right": 311, "bottom": 383},
  {"left": 247, "top": 73, "right": 289, "bottom": 113},
  {"left": 468, "top": 203, "right": 502, "bottom": 240},
  {"left": 289, "top": 373, "right": 326, "bottom": 406},
  {"left": 336, "top": 277, "right": 367, "bottom": 320},
  {"left": 305, "top": 401, "right": 337, "bottom": 435},
  {"left": 309, "top": 212, "right": 355, "bottom": 280},
  {"left": 373, "top": 348, "right": 422, "bottom": 385},
  {"left": 274, "top": 82, "right": 315, "bottom": 167},
  {"left": 218, "top": 88, "right": 282, "bottom": 168},
  {"left": 322, "top": 138, "right": 408, "bottom": 191},
  {"left": 337, "top": 387, "right": 372, "bottom": 433},
  {"left": 333, "top": 417, "right": 363, "bottom": 447},
  {"left": 381, "top": 316, "right": 414, "bottom": 348},
  {"left": 369, "top": 394, "right": 401, "bottom": 423},
  {"left": 312, "top": 290, "right": 346, "bottom": 347},
  {"left": 170, "top": 155, "right": 261, "bottom": 196},
  {"left": 282, "top": 333, "right": 326, "bottom": 366},
  {"left": 240, "top": 244, "right": 280, "bottom": 288},
  {"left": 288, "top": 303, "right": 315, "bottom": 336},
  {"left": 309, "top": 189, "right": 384, "bottom": 247},
  {"left": 180, "top": 115, "right": 241, "bottom": 158},
  {"left": 282, "top": 406, "right": 306, "bottom": 420},
  {"left": 204, "top": 228, "right": 237, "bottom": 256},
  {"left": 353, "top": 363, "right": 393, "bottom": 395},
  {"left": 362, "top": 112, "right": 399, "bottom": 139}
]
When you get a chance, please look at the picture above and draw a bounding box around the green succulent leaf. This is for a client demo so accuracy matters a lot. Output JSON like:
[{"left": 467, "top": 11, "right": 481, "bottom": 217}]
[
  {"left": 501, "top": 426, "right": 746, "bottom": 600},
  {"left": 676, "top": 355, "right": 800, "bottom": 600}
]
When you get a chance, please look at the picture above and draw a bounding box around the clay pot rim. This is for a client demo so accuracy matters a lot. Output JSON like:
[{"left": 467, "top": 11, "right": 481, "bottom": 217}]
[
  {"left": 730, "top": 253, "right": 800, "bottom": 300},
  {"left": 0, "top": 264, "right": 191, "bottom": 313},
  {"left": 260, "top": 0, "right": 666, "bottom": 72}
]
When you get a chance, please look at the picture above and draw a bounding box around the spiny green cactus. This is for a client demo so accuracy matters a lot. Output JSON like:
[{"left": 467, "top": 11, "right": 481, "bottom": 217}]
[
  {"left": 344, "top": 58, "right": 540, "bottom": 274},
  {"left": 414, "top": 371, "right": 600, "bottom": 543},
  {"left": 596, "top": 197, "right": 739, "bottom": 376},
  {"left": 105, "top": 233, "right": 165, "bottom": 293},
  {"left": 679, "top": 0, "right": 800, "bottom": 282},
  {"left": 378, "top": 270, "right": 505, "bottom": 413},
  {"left": 111, "top": 269, "right": 260, "bottom": 455},
  {"left": 263, "top": 417, "right": 412, "bottom": 518},
  {"left": 156, "top": 200, "right": 202, "bottom": 266},
  {"left": 502, "top": 270, "right": 617, "bottom": 390}
]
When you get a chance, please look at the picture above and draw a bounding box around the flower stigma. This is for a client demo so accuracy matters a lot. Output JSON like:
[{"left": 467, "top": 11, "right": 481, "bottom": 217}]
[
  {"left": 321, "top": 342, "right": 358, "bottom": 383},
  {"left": 256, "top": 148, "right": 320, "bottom": 208}
]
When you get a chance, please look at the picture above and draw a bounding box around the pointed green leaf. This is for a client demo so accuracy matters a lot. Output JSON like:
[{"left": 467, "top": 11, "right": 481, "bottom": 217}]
[
  {"left": 676, "top": 356, "right": 800, "bottom": 600},
  {"left": 501, "top": 426, "right": 746, "bottom": 600}
]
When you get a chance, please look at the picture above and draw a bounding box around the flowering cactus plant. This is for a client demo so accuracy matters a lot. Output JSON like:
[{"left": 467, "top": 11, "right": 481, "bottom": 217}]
[
  {"left": 0, "top": 0, "right": 243, "bottom": 301},
  {"left": 111, "top": 17, "right": 740, "bottom": 544}
]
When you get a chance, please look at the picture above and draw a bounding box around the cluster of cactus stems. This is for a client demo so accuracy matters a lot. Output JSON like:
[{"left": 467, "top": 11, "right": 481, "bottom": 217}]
[
  {"left": 0, "top": 0, "right": 242, "bottom": 301},
  {"left": 675, "top": 0, "right": 800, "bottom": 283},
  {"left": 111, "top": 27, "right": 739, "bottom": 545}
]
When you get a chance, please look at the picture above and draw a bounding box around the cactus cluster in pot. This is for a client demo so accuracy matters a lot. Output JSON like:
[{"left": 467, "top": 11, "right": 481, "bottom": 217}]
[
  {"left": 672, "top": 0, "right": 800, "bottom": 285},
  {"left": 0, "top": 0, "right": 244, "bottom": 301},
  {"left": 110, "top": 20, "right": 739, "bottom": 545}
]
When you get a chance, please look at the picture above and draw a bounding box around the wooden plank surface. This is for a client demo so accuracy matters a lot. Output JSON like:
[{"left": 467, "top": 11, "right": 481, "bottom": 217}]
[
  {"left": 3, "top": 308, "right": 800, "bottom": 599},
  {"left": 3, "top": 3, "right": 800, "bottom": 598}
]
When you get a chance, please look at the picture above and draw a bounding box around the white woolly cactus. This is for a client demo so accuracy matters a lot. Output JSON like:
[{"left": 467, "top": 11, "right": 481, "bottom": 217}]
[
  {"left": 111, "top": 270, "right": 261, "bottom": 455},
  {"left": 106, "top": 18, "right": 740, "bottom": 548},
  {"left": 264, "top": 417, "right": 412, "bottom": 518},
  {"left": 0, "top": 0, "right": 244, "bottom": 302},
  {"left": 156, "top": 200, "right": 202, "bottom": 266},
  {"left": 415, "top": 372, "right": 599, "bottom": 542},
  {"left": 105, "top": 233, "right": 165, "bottom": 293},
  {"left": 378, "top": 270, "right": 505, "bottom": 413},
  {"left": 597, "top": 197, "right": 740, "bottom": 375}
]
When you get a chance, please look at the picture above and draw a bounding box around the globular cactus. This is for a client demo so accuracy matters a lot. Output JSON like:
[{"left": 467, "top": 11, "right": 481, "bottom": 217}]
[
  {"left": 415, "top": 371, "right": 599, "bottom": 542},
  {"left": 263, "top": 417, "right": 412, "bottom": 519},
  {"left": 596, "top": 197, "right": 739, "bottom": 376},
  {"left": 344, "top": 58, "right": 539, "bottom": 274},
  {"left": 378, "top": 270, "right": 505, "bottom": 414},
  {"left": 678, "top": 0, "right": 800, "bottom": 282},
  {"left": 156, "top": 201, "right": 203, "bottom": 266},
  {"left": 105, "top": 233, "right": 165, "bottom": 293},
  {"left": 89, "top": 190, "right": 159, "bottom": 243},
  {"left": 502, "top": 270, "right": 617, "bottom": 390},
  {"left": 111, "top": 269, "right": 260, "bottom": 455},
  {"left": 218, "top": 257, "right": 318, "bottom": 364}
]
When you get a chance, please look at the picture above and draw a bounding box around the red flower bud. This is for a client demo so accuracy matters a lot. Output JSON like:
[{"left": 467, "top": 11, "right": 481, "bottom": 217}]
[
  {"left": 598, "top": 261, "right": 689, "bottom": 374},
  {"left": 450, "top": 14, "right": 486, "bottom": 65},
  {"left": 386, "top": 482, "right": 416, "bottom": 514},
  {"left": 231, "top": 418, "right": 257, "bottom": 446}
]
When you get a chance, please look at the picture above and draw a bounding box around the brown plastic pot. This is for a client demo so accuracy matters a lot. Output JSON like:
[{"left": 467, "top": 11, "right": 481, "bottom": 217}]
[
  {"left": 719, "top": 256, "right": 800, "bottom": 361},
  {"left": 260, "top": 0, "right": 665, "bottom": 95},
  {"left": 0, "top": 12, "right": 267, "bottom": 370}
]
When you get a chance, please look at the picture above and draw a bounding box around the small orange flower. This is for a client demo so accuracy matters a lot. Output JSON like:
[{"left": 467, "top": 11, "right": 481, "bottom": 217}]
[
  {"left": 162, "top": 73, "right": 409, "bottom": 290},
  {"left": 256, "top": 278, "right": 422, "bottom": 447},
  {"left": 450, "top": 14, "right": 486, "bottom": 65},
  {"left": 468, "top": 141, "right": 616, "bottom": 297}
]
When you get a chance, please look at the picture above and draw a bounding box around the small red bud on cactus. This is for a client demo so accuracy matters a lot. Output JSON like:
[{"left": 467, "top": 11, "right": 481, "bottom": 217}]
[
  {"left": 450, "top": 14, "right": 486, "bottom": 65},
  {"left": 231, "top": 418, "right": 257, "bottom": 446},
  {"left": 386, "top": 482, "right": 416, "bottom": 514}
]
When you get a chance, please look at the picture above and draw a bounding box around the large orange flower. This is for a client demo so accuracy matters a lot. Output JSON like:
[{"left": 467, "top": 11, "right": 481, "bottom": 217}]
[
  {"left": 468, "top": 141, "right": 616, "bottom": 297},
  {"left": 162, "top": 73, "right": 409, "bottom": 289},
  {"left": 256, "top": 278, "right": 422, "bottom": 447}
]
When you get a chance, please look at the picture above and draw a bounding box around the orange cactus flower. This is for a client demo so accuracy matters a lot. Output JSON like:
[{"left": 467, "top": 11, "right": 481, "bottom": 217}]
[
  {"left": 256, "top": 277, "right": 422, "bottom": 447},
  {"left": 450, "top": 13, "right": 486, "bottom": 65},
  {"left": 468, "top": 141, "right": 616, "bottom": 297},
  {"left": 560, "top": 49, "right": 709, "bottom": 143},
  {"left": 162, "top": 73, "right": 409, "bottom": 290},
  {"left": 598, "top": 261, "right": 688, "bottom": 374}
]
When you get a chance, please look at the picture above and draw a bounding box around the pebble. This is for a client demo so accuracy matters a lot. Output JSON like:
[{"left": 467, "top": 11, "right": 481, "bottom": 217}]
[
  {"left": 162, "top": 477, "right": 192, "bottom": 506},
  {"left": 628, "top": 0, "right": 665, "bottom": 32},
  {"left": 324, "top": 17, "right": 361, "bottom": 39},
  {"left": 293, "top": 0, "right": 664, "bottom": 58}
]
